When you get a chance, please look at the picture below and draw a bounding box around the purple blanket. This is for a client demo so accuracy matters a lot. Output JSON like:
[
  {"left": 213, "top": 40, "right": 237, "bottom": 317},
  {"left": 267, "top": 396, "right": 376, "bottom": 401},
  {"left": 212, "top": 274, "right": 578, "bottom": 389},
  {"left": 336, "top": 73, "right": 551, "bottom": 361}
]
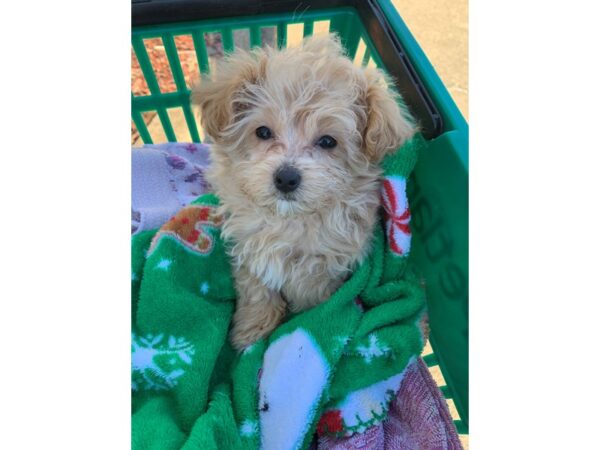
[{"left": 132, "top": 143, "right": 463, "bottom": 450}]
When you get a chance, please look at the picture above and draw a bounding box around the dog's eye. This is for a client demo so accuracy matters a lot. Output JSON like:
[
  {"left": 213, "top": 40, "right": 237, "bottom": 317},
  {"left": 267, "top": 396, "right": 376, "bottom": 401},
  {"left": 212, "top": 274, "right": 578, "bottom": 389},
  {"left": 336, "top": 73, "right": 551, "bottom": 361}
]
[
  {"left": 316, "top": 135, "right": 337, "bottom": 149},
  {"left": 256, "top": 126, "right": 273, "bottom": 140}
]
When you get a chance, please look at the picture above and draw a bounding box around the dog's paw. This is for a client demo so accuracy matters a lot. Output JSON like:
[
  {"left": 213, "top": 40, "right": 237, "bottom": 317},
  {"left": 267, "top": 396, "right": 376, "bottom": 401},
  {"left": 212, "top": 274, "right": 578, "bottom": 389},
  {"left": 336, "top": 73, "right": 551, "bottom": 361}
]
[
  {"left": 230, "top": 323, "right": 270, "bottom": 351},
  {"left": 230, "top": 299, "right": 286, "bottom": 351}
]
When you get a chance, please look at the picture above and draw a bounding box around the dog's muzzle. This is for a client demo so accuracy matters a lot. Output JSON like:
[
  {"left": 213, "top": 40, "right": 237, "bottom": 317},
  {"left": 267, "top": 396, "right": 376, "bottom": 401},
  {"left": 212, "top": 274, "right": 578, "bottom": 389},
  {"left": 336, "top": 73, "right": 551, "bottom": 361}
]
[{"left": 274, "top": 165, "right": 301, "bottom": 193}]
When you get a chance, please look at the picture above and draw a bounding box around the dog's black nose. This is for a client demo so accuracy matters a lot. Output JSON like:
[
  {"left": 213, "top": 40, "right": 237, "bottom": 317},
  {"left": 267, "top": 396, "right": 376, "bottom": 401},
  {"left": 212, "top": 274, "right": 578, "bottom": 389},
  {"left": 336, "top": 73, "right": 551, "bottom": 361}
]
[{"left": 274, "top": 166, "right": 301, "bottom": 193}]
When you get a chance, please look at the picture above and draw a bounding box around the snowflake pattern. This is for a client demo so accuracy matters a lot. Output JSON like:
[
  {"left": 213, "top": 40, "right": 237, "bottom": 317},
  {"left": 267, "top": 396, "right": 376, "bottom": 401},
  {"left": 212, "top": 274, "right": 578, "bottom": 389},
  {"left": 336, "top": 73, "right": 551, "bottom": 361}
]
[
  {"left": 155, "top": 258, "right": 172, "bottom": 271},
  {"left": 200, "top": 281, "right": 210, "bottom": 295},
  {"left": 334, "top": 335, "right": 351, "bottom": 353},
  {"left": 239, "top": 419, "right": 258, "bottom": 437},
  {"left": 356, "top": 334, "right": 391, "bottom": 364},
  {"left": 131, "top": 333, "right": 195, "bottom": 391}
]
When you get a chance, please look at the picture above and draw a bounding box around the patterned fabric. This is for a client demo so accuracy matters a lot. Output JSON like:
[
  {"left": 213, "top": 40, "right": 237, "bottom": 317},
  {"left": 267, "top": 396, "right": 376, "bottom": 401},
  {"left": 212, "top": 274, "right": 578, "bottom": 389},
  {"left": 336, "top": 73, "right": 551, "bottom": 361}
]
[
  {"left": 381, "top": 176, "right": 411, "bottom": 256},
  {"left": 316, "top": 358, "right": 463, "bottom": 450},
  {"left": 131, "top": 333, "right": 195, "bottom": 391},
  {"left": 132, "top": 198, "right": 425, "bottom": 449},
  {"left": 131, "top": 136, "right": 461, "bottom": 450},
  {"left": 148, "top": 204, "right": 224, "bottom": 255},
  {"left": 131, "top": 143, "right": 211, "bottom": 234}
]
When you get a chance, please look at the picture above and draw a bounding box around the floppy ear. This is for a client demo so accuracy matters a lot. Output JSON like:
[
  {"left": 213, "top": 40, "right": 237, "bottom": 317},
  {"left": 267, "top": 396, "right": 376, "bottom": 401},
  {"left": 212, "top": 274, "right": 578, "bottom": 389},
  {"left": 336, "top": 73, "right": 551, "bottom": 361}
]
[
  {"left": 362, "top": 68, "right": 416, "bottom": 163},
  {"left": 191, "top": 49, "right": 266, "bottom": 142}
]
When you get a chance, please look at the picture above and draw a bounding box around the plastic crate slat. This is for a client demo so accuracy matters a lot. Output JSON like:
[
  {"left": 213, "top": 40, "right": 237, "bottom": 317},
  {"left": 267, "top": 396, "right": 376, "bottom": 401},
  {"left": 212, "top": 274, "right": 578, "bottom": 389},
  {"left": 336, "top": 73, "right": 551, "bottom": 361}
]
[
  {"left": 303, "top": 21, "right": 314, "bottom": 37},
  {"left": 161, "top": 33, "right": 201, "bottom": 143},
  {"left": 156, "top": 109, "right": 177, "bottom": 142},
  {"left": 131, "top": 101, "right": 153, "bottom": 144},
  {"left": 131, "top": 37, "right": 176, "bottom": 141},
  {"left": 181, "top": 104, "right": 201, "bottom": 143},
  {"left": 277, "top": 22, "right": 287, "bottom": 48},
  {"left": 440, "top": 385, "right": 452, "bottom": 399},
  {"left": 161, "top": 34, "right": 187, "bottom": 90},
  {"left": 329, "top": 15, "right": 359, "bottom": 58},
  {"left": 362, "top": 45, "right": 371, "bottom": 67},
  {"left": 133, "top": 92, "right": 190, "bottom": 111},
  {"left": 221, "top": 27, "right": 235, "bottom": 53},
  {"left": 423, "top": 353, "right": 439, "bottom": 367},
  {"left": 131, "top": 36, "right": 163, "bottom": 96},
  {"left": 454, "top": 420, "right": 468, "bottom": 435},
  {"left": 250, "top": 25, "right": 262, "bottom": 48},
  {"left": 191, "top": 31, "right": 211, "bottom": 77}
]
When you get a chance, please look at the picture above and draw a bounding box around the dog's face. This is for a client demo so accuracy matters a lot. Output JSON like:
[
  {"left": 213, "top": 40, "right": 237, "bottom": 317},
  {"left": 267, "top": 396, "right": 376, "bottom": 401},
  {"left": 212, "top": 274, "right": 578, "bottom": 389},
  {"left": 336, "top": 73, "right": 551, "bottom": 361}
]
[{"left": 192, "top": 35, "right": 415, "bottom": 217}]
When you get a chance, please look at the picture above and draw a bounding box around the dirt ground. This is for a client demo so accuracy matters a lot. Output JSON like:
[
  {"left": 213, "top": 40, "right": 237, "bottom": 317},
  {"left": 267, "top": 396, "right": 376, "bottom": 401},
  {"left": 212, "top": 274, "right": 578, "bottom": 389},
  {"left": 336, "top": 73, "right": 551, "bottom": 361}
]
[
  {"left": 131, "top": 30, "right": 276, "bottom": 144},
  {"left": 391, "top": 0, "right": 468, "bottom": 118}
]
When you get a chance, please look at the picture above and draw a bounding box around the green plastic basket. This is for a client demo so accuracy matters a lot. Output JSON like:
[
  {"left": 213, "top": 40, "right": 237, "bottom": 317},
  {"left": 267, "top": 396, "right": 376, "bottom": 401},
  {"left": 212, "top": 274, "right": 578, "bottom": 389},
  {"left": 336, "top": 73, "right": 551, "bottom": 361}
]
[{"left": 131, "top": 0, "right": 468, "bottom": 436}]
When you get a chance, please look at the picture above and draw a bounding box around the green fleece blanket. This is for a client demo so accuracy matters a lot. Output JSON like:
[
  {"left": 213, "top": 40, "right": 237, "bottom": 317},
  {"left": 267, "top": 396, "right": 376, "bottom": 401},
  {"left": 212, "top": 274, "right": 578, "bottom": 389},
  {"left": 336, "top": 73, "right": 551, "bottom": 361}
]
[{"left": 132, "top": 138, "right": 427, "bottom": 450}]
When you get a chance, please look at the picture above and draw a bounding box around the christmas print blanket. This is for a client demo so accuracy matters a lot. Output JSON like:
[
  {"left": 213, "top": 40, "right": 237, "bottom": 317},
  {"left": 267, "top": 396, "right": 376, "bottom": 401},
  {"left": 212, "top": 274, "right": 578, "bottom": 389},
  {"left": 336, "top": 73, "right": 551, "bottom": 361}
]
[
  {"left": 132, "top": 142, "right": 212, "bottom": 234},
  {"left": 132, "top": 138, "right": 427, "bottom": 450}
]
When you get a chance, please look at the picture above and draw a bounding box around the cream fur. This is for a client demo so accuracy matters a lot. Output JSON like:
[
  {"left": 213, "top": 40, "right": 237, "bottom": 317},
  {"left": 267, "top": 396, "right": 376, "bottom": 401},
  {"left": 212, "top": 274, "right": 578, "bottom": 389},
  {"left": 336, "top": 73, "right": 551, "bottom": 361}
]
[{"left": 191, "top": 35, "right": 415, "bottom": 349}]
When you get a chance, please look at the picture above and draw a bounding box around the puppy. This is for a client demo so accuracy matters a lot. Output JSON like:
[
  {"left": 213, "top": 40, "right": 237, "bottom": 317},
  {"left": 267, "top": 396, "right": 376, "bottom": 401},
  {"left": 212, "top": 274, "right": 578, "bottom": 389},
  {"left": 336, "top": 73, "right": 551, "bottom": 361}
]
[{"left": 192, "top": 35, "right": 415, "bottom": 350}]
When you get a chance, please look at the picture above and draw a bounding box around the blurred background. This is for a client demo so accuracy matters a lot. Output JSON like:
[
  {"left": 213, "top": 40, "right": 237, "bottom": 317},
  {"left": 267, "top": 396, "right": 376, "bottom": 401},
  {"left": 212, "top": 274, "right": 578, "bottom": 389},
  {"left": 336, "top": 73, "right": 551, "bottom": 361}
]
[{"left": 392, "top": 0, "right": 467, "bottom": 118}]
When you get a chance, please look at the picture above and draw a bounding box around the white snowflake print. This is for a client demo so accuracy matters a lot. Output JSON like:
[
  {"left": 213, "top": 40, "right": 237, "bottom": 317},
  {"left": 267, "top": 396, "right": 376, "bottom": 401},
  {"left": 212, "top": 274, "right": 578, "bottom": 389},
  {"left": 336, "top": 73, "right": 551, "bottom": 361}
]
[
  {"left": 356, "top": 334, "right": 391, "bottom": 364},
  {"left": 239, "top": 419, "right": 258, "bottom": 437},
  {"left": 335, "top": 335, "right": 351, "bottom": 353},
  {"left": 131, "top": 333, "right": 195, "bottom": 391},
  {"left": 155, "top": 258, "right": 172, "bottom": 271},
  {"left": 200, "top": 281, "right": 210, "bottom": 295}
]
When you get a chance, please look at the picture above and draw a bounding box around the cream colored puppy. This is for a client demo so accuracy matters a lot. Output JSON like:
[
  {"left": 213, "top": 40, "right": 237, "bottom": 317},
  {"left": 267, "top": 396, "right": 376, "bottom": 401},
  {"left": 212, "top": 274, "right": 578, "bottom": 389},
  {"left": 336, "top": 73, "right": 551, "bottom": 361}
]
[{"left": 192, "top": 34, "right": 415, "bottom": 350}]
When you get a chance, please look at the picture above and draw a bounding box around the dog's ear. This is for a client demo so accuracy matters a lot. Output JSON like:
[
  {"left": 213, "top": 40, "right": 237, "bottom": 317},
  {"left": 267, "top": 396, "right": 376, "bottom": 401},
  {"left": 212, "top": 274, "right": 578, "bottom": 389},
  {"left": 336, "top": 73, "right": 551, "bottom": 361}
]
[
  {"left": 362, "top": 68, "right": 416, "bottom": 163},
  {"left": 191, "top": 50, "right": 266, "bottom": 142}
]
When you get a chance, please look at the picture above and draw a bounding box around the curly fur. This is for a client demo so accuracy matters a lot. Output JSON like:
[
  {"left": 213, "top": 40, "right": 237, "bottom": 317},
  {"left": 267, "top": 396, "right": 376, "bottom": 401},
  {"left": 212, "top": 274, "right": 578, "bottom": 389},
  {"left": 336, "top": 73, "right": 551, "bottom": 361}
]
[{"left": 191, "top": 35, "right": 415, "bottom": 349}]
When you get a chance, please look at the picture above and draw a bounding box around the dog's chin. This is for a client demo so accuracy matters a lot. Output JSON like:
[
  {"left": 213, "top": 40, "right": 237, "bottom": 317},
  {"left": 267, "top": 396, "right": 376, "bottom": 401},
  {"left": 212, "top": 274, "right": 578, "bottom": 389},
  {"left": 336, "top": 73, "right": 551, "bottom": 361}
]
[{"left": 275, "top": 197, "right": 301, "bottom": 217}]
